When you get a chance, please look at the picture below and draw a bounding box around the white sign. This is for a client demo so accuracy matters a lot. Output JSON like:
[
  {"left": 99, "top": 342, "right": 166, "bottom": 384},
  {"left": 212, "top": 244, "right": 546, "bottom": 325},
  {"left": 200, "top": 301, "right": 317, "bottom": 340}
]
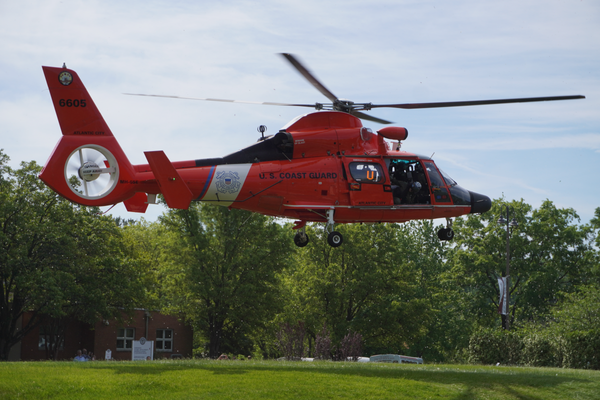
[
  {"left": 105, "top": 349, "right": 112, "bottom": 360},
  {"left": 132, "top": 337, "right": 154, "bottom": 360}
]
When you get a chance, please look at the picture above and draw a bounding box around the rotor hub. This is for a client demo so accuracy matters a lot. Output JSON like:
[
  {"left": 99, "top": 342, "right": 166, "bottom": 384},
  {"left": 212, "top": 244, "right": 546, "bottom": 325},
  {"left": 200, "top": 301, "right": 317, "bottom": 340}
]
[{"left": 79, "top": 161, "right": 101, "bottom": 182}]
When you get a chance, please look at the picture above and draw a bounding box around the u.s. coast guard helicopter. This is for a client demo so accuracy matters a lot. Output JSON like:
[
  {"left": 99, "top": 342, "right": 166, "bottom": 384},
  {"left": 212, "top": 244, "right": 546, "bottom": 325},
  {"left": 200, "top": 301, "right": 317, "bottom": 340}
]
[{"left": 39, "top": 54, "right": 584, "bottom": 247}]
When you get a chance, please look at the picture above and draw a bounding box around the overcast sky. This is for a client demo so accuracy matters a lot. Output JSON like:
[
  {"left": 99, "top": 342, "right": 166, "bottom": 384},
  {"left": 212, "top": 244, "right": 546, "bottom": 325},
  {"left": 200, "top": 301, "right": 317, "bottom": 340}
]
[{"left": 1, "top": 0, "right": 598, "bottom": 224}]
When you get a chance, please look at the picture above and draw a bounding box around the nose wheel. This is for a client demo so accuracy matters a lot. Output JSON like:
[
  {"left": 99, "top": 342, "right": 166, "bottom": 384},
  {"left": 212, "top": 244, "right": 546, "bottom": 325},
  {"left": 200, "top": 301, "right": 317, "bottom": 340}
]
[
  {"left": 293, "top": 220, "right": 309, "bottom": 247},
  {"left": 294, "top": 227, "right": 310, "bottom": 247},
  {"left": 437, "top": 218, "right": 455, "bottom": 241}
]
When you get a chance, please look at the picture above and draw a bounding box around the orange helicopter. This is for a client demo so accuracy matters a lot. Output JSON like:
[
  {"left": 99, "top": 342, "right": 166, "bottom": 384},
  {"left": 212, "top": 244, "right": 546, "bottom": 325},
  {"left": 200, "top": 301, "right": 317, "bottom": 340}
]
[{"left": 39, "top": 54, "right": 584, "bottom": 247}]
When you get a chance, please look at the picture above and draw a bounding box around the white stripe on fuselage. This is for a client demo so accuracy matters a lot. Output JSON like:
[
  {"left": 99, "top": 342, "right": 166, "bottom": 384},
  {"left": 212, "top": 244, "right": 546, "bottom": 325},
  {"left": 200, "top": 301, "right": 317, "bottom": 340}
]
[{"left": 200, "top": 164, "right": 252, "bottom": 206}]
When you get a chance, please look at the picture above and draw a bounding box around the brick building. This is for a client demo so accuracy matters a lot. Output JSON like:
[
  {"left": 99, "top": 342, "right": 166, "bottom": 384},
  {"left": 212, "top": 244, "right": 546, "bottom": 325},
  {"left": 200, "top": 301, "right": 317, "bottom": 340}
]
[{"left": 10, "top": 309, "right": 193, "bottom": 361}]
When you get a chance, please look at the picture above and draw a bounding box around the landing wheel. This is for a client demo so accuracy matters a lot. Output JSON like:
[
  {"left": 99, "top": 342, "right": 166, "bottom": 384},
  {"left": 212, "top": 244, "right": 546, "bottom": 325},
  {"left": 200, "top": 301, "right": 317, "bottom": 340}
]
[
  {"left": 294, "top": 231, "right": 309, "bottom": 247},
  {"left": 437, "top": 228, "right": 454, "bottom": 241},
  {"left": 327, "top": 231, "right": 343, "bottom": 247}
]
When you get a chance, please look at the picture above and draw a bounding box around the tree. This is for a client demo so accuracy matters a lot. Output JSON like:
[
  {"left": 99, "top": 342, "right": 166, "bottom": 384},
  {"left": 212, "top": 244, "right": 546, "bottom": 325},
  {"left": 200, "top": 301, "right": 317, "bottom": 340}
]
[
  {"left": 285, "top": 222, "right": 432, "bottom": 356},
  {"left": 159, "top": 203, "right": 293, "bottom": 358},
  {"left": 551, "top": 284, "right": 600, "bottom": 333},
  {"left": 449, "top": 198, "right": 595, "bottom": 333},
  {"left": 0, "top": 152, "right": 146, "bottom": 360}
]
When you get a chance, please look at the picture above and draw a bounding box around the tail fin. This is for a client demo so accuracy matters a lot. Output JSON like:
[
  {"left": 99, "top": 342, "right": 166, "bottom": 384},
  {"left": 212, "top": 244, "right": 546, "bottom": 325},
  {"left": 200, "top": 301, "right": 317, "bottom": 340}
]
[{"left": 39, "top": 66, "right": 139, "bottom": 207}]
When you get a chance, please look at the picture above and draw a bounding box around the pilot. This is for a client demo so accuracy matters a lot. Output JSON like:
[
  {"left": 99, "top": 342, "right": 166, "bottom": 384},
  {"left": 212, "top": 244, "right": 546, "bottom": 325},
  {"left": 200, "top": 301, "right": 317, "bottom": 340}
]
[
  {"left": 404, "top": 181, "right": 422, "bottom": 204},
  {"left": 390, "top": 163, "right": 408, "bottom": 204},
  {"left": 391, "top": 162, "right": 415, "bottom": 204},
  {"left": 412, "top": 164, "right": 429, "bottom": 204}
]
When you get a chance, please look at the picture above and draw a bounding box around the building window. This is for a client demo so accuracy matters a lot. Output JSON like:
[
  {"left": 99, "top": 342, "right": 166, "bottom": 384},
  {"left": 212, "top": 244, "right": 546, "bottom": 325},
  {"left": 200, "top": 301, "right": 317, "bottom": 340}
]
[
  {"left": 38, "top": 326, "right": 64, "bottom": 351},
  {"left": 156, "top": 329, "right": 173, "bottom": 351},
  {"left": 117, "top": 328, "right": 135, "bottom": 350}
]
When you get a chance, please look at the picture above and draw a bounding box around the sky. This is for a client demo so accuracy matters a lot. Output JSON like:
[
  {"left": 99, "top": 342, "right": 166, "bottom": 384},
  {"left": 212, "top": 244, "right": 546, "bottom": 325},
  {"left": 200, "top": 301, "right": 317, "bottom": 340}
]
[{"left": 1, "top": 0, "right": 598, "bottom": 225}]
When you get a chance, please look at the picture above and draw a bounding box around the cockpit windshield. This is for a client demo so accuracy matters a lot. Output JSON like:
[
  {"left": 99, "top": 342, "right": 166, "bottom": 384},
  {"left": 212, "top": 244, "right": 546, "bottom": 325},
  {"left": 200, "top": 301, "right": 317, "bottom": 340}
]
[{"left": 439, "top": 169, "right": 457, "bottom": 187}]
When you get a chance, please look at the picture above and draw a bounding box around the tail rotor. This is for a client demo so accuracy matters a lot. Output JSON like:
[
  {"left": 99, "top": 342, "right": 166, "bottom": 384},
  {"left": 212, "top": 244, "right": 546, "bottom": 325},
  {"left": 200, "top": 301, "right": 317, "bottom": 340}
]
[{"left": 64, "top": 145, "right": 119, "bottom": 200}]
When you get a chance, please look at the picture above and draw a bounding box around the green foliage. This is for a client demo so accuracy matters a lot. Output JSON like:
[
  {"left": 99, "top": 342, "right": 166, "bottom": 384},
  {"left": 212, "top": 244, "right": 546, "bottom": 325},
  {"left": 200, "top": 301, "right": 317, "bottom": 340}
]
[
  {"left": 4, "top": 144, "right": 599, "bottom": 368},
  {"left": 519, "top": 331, "right": 560, "bottom": 368},
  {"left": 561, "top": 330, "right": 600, "bottom": 369},
  {"left": 0, "top": 153, "right": 146, "bottom": 360},
  {"left": 467, "top": 326, "right": 600, "bottom": 369},
  {"left": 158, "top": 203, "right": 294, "bottom": 358},
  {"left": 467, "top": 328, "right": 522, "bottom": 365},
  {"left": 283, "top": 222, "right": 433, "bottom": 357},
  {"left": 450, "top": 198, "right": 595, "bottom": 332},
  {"left": 551, "top": 285, "right": 600, "bottom": 332}
]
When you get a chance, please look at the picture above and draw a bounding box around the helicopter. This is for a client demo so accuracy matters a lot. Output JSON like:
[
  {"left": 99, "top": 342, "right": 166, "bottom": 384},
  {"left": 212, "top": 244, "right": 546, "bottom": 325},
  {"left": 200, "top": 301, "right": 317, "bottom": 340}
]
[{"left": 39, "top": 54, "right": 584, "bottom": 247}]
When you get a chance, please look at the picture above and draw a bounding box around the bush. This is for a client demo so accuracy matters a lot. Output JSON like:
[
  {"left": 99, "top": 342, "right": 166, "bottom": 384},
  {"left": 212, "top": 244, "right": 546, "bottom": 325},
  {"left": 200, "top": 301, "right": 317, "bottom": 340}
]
[
  {"left": 314, "top": 324, "right": 332, "bottom": 360},
  {"left": 561, "top": 330, "right": 600, "bottom": 369},
  {"left": 520, "top": 332, "right": 559, "bottom": 368},
  {"left": 276, "top": 321, "right": 306, "bottom": 360},
  {"left": 467, "top": 327, "right": 600, "bottom": 369},
  {"left": 335, "top": 330, "right": 363, "bottom": 361},
  {"left": 467, "top": 328, "right": 522, "bottom": 365}
]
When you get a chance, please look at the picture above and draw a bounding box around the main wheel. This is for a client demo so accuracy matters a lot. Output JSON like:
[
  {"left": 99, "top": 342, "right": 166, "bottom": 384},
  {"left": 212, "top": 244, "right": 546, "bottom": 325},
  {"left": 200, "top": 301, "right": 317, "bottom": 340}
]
[
  {"left": 294, "top": 231, "right": 309, "bottom": 247},
  {"left": 327, "top": 231, "right": 343, "bottom": 247},
  {"left": 437, "top": 228, "right": 455, "bottom": 241}
]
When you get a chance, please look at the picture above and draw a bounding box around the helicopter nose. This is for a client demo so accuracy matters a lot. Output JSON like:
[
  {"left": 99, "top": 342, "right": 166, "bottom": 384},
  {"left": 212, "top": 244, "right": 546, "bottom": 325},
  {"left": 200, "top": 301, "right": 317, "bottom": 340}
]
[{"left": 469, "top": 191, "right": 492, "bottom": 214}]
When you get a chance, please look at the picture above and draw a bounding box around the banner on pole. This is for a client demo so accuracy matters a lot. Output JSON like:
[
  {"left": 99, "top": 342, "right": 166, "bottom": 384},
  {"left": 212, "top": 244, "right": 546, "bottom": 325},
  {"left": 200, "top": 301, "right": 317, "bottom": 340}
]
[{"left": 497, "top": 277, "right": 508, "bottom": 315}]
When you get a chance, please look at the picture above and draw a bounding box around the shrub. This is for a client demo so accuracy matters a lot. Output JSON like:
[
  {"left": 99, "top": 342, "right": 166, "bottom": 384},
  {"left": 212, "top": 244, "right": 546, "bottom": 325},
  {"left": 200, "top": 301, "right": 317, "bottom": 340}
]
[
  {"left": 561, "top": 330, "right": 600, "bottom": 370},
  {"left": 335, "top": 330, "right": 363, "bottom": 362},
  {"left": 467, "top": 328, "right": 522, "bottom": 365},
  {"left": 520, "top": 332, "right": 559, "bottom": 368},
  {"left": 314, "top": 324, "right": 332, "bottom": 360},
  {"left": 276, "top": 321, "right": 306, "bottom": 360}
]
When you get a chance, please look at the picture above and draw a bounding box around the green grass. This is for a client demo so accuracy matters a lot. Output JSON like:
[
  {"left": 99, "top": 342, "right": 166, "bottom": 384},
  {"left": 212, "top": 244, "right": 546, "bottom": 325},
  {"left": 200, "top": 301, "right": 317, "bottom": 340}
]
[{"left": 1, "top": 360, "right": 599, "bottom": 399}]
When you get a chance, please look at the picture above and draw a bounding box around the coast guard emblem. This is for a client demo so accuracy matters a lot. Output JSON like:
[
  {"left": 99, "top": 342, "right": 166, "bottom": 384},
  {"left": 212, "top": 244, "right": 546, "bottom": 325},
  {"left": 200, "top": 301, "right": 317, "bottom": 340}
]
[
  {"left": 58, "top": 71, "right": 73, "bottom": 86},
  {"left": 215, "top": 171, "right": 241, "bottom": 194}
]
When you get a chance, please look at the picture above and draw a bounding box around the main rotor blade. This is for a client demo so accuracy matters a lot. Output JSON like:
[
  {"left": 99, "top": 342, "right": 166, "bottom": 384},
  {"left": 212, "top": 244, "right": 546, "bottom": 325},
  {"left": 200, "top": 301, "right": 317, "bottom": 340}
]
[
  {"left": 280, "top": 53, "right": 339, "bottom": 103},
  {"left": 370, "top": 95, "right": 585, "bottom": 110},
  {"left": 124, "top": 93, "right": 317, "bottom": 108},
  {"left": 352, "top": 111, "right": 393, "bottom": 125}
]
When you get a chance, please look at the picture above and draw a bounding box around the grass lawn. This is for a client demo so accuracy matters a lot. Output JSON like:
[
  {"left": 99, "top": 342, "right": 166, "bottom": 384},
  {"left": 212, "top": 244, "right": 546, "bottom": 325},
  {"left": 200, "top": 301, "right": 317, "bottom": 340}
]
[{"left": 1, "top": 359, "right": 599, "bottom": 399}]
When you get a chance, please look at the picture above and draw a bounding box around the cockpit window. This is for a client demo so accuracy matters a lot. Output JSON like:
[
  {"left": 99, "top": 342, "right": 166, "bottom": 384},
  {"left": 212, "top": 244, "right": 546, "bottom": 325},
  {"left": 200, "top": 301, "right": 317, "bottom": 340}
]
[
  {"left": 349, "top": 162, "right": 384, "bottom": 183},
  {"left": 439, "top": 169, "right": 457, "bottom": 187},
  {"left": 423, "top": 161, "right": 452, "bottom": 203},
  {"left": 424, "top": 162, "right": 445, "bottom": 188}
]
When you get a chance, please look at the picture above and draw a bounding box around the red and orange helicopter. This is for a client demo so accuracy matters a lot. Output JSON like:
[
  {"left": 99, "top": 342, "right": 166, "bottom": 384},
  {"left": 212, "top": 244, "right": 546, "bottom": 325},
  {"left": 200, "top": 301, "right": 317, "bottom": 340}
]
[{"left": 39, "top": 54, "right": 584, "bottom": 247}]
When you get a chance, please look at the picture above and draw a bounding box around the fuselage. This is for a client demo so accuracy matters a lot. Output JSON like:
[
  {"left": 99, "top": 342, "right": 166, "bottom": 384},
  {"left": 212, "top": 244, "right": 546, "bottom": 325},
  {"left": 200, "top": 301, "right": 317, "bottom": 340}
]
[{"left": 129, "top": 111, "right": 490, "bottom": 224}]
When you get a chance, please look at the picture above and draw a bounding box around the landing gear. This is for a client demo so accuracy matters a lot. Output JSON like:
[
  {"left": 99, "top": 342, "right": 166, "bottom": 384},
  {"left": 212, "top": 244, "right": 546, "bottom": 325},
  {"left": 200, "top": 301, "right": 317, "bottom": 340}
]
[
  {"left": 325, "top": 209, "right": 343, "bottom": 247},
  {"left": 292, "top": 210, "right": 344, "bottom": 248},
  {"left": 437, "top": 218, "right": 455, "bottom": 241},
  {"left": 437, "top": 228, "right": 454, "bottom": 241},
  {"left": 327, "top": 231, "right": 343, "bottom": 247},
  {"left": 294, "top": 228, "right": 310, "bottom": 247},
  {"left": 293, "top": 221, "right": 309, "bottom": 248}
]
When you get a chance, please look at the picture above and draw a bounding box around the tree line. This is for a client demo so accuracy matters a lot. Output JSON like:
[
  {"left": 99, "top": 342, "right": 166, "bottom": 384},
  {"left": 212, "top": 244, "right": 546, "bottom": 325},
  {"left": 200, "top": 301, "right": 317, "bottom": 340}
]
[{"left": 2, "top": 150, "right": 599, "bottom": 365}]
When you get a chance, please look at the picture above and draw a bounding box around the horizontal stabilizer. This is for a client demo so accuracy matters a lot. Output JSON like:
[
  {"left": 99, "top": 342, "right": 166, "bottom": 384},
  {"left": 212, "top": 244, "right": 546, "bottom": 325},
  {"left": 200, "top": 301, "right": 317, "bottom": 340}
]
[{"left": 144, "top": 151, "right": 193, "bottom": 210}]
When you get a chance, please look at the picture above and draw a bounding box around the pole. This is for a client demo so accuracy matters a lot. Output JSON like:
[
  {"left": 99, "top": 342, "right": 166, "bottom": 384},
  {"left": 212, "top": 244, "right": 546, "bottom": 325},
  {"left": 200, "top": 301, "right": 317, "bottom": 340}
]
[{"left": 504, "top": 205, "right": 511, "bottom": 331}]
